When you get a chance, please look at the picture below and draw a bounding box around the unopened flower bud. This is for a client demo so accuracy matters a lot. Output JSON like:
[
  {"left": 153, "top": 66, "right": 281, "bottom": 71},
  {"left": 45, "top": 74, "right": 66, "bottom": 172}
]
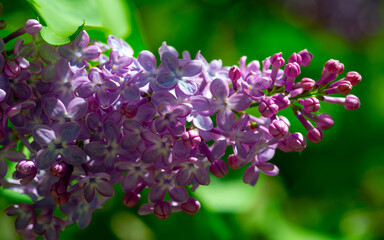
[
  {"left": 284, "top": 62, "right": 301, "bottom": 78},
  {"left": 316, "top": 113, "right": 334, "bottom": 130},
  {"left": 259, "top": 98, "right": 279, "bottom": 118},
  {"left": 287, "top": 132, "right": 307, "bottom": 152},
  {"left": 123, "top": 191, "right": 141, "bottom": 207},
  {"left": 301, "top": 78, "right": 316, "bottom": 91},
  {"left": 288, "top": 52, "right": 302, "bottom": 65},
  {"left": 324, "top": 59, "right": 344, "bottom": 74},
  {"left": 120, "top": 102, "right": 138, "bottom": 118},
  {"left": 269, "top": 120, "right": 289, "bottom": 139},
  {"left": 181, "top": 129, "right": 201, "bottom": 148},
  {"left": 270, "top": 52, "right": 285, "bottom": 67},
  {"left": 229, "top": 66, "right": 241, "bottom": 82},
  {"left": 210, "top": 160, "right": 228, "bottom": 178},
  {"left": 307, "top": 128, "right": 324, "bottom": 143},
  {"left": 16, "top": 160, "right": 37, "bottom": 175},
  {"left": 271, "top": 94, "right": 290, "bottom": 110},
  {"left": 344, "top": 94, "right": 360, "bottom": 110},
  {"left": 50, "top": 162, "right": 67, "bottom": 178},
  {"left": 228, "top": 154, "right": 241, "bottom": 169},
  {"left": 298, "top": 49, "right": 313, "bottom": 67},
  {"left": 346, "top": 71, "right": 362, "bottom": 86},
  {"left": 181, "top": 198, "right": 201, "bottom": 215},
  {"left": 299, "top": 97, "right": 320, "bottom": 112},
  {"left": 337, "top": 80, "right": 352, "bottom": 95},
  {"left": 154, "top": 201, "right": 171, "bottom": 219},
  {"left": 24, "top": 19, "right": 42, "bottom": 35}
]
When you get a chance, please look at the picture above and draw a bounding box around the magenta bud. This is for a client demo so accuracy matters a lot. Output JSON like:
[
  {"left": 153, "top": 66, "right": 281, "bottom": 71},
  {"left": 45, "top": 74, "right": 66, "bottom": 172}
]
[
  {"left": 229, "top": 66, "right": 241, "bottom": 82},
  {"left": 270, "top": 52, "right": 285, "bottom": 67},
  {"left": 301, "top": 78, "right": 316, "bottom": 91},
  {"left": 298, "top": 49, "right": 313, "bottom": 67},
  {"left": 181, "top": 129, "right": 201, "bottom": 148},
  {"left": 307, "top": 128, "right": 324, "bottom": 143},
  {"left": 259, "top": 98, "right": 279, "bottom": 118},
  {"left": 154, "top": 201, "right": 171, "bottom": 219},
  {"left": 50, "top": 162, "right": 67, "bottom": 178},
  {"left": 316, "top": 113, "right": 334, "bottom": 130},
  {"left": 123, "top": 191, "right": 141, "bottom": 207},
  {"left": 228, "top": 154, "right": 241, "bottom": 169},
  {"left": 299, "top": 97, "right": 320, "bottom": 112},
  {"left": 346, "top": 71, "right": 362, "bottom": 86},
  {"left": 337, "top": 80, "right": 352, "bottom": 95},
  {"left": 344, "top": 94, "right": 360, "bottom": 110},
  {"left": 287, "top": 132, "right": 307, "bottom": 152},
  {"left": 210, "top": 160, "right": 228, "bottom": 178},
  {"left": 324, "top": 59, "right": 344, "bottom": 74},
  {"left": 284, "top": 62, "right": 301, "bottom": 78},
  {"left": 16, "top": 160, "right": 37, "bottom": 175},
  {"left": 269, "top": 120, "right": 289, "bottom": 139},
  {"left": 288, "top": 52, "right": 302, "bottom": 65},
  {"left": 24, "top": 19, "right": 42, "bottom": 35},
  {"left": 271, "top": 93, "right": 290, "bottom": 110},
  {"left": 181, "top": 198, "right": 201, "bottom": 215}
]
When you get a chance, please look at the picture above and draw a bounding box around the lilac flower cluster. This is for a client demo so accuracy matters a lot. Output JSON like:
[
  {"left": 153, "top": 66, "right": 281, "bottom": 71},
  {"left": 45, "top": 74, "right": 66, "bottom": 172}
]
[{"left": 0, "top": 16, "right": 361, "bottom": 239}]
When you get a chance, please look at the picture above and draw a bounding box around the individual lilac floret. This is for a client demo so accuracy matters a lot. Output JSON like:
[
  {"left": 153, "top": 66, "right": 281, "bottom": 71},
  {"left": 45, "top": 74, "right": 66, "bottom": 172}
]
[
  {"left": 140, "top": 131, "right": 174, "bottom": 165},
  {"left": 243, "top": 159, "right": 279, "bottom": 186},
  {"left": 32, "top": 122, "right": 86, "bottom": 169},
  {"left": 242, "top": 74, "right": 272, "bottom": 99},
  {"left": 149, "top": 171, "right": 188, "bottom": 203},
  {"left": 174, "top": 157, "right": 210, "bottom": 186},
  {"left": 298, "top": 49, "right": 313, "bottom": 67},
  {"left": 286, "top": 132, "right": 307, "bottom": 151},
  {"left": 295, "top": 110, "right": 324, "bottom": 143},
  {"left": 269, "top": 52, "right": 285, "bottom": 88},
  {"left": 13, "top": 160, "right": 37, "bottom": 185},
  {"left": 269, "top": 119, "right": 289, "bottom": 139},
  {"left": 181, "top": 197, "right": 201, "bottom": 215},
  {"left": 156, "top": 51, "right": 202, "bottom": 95},
  {"left": 259, "top": 97, "right": 279, "bottom": 118},
  {"left": 316, "top": 59, "right": 344, "bottom": 87},
  {"left": 181, "top": 129, "right": 201, "bottom": 148},
  {"left": 299, "top": 97, "right": 320, "bottom": 112},
  {"left": 58, "top": 30, "right": 101, "bottom": 71},
  {"left": 24, "top": 19, "right": 42, "bottom": 35},
  {"left": 204, "top": 78, "right": 251, "bottom": 131},
  {"left": 107, "top": 35, "right": 134, "bottom": 57},
  {"left": 154, "top": 103, "right": 192, "bottom": 136},
  {"left": 228, "top": 66, "right": 241, "bottom": 91},
  {"left": 301, "top": 78, "right": 316, "bottom": 91},
  {"left": 346, "top": 71, "right": 362, "bottom": 86},
  {"left": 79, "top": 173, "right": 115, "bottom": 204},
  {"left": 284, "top": 62, "right": 301, "bottom": 93},
  {"left": 321, "top": 94, "right": 361, "bottom": 110},
  {"left": 271, "top": 93, "right": 290, "bottom": 110}
]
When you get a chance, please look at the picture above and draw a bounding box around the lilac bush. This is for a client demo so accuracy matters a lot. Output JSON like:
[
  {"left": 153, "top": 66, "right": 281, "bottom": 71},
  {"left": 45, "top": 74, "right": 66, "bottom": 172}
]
[{"left": 0, "top": 16, "right": 362, "bottom": 239}]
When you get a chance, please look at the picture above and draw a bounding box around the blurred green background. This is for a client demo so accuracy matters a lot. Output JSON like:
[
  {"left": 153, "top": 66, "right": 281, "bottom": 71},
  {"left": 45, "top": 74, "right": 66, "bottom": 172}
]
[{"left": 1, "top": 0, "right": 384, "bottom": 239}]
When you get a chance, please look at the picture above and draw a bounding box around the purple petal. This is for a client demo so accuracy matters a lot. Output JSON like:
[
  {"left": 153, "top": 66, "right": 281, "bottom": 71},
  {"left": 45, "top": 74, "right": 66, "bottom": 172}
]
[
  {"left": 257, "top": 162, "right": 279, "bottom": 176},
  {"left": 189, "top": 96, "right": 210, "bottom": 112},
  {"left": 82, "top": 184, "right": 95, "bottom": 203},
  {"left": 0, "top": 159, "right": 7, "bottom": 178},
  {"left": 61, "top": 145, "right": 86, "bottom": 165},
  {"left": 59, "top": 122, "right": 80, "bottom": 143},
  {"left": 122, "top": 173, "right": 138, "bottom": 192},
  {"left": 95, "top": 89, "right": 109, "bottom": 107},
  {"left": 154, "top": 117, "right": 167, "bottom": 134},
  {"left": 74, "top": 30, "right": 89, "bottom": 50},
  {"left": 177, "top": 79, "right": 198, "bottom": 95},
  {"left": 138, "top": 50, "right": 157, "bottom": 72},
  {"left": 84, "top": 141, "right": 107, "bottom": 160},
  {"left": 33, "top": 125, "right": 56, "bottom": 146},
  {"left": 228, "top": 93, "right": 251, "bottom": 111},
  {"left": 176, "top": 169, "right": 192, "bottom": 186},
  {"left": 44, "top": 98, "right": 67, "bottom": 120},
  {"left": 76, "top": 82, "right": 94, "bottom": 98},
  {"left": 168, "top": 186, "right": 188, "bottom": 202},
  {"left": 36, "top": 148, "right": 59, "bottom": 169},
  {"left": 210, "top": 78, "right": 228, "bottom": 100},
  {"left": 0, "top": 89, "right": 6, "bottom": 102},
  {"left": 13, "top": 83, "right": 32, "bottom": 100},
  {"left": 95, "top": 178, "right": 114, "bottom": 197},
  {"left": 258, "top": 146, "right": 276, "bottom": 162},
  {"left": 161, "top": 51, "right": 179, "bottom": 73},
  {"left": 121, "top": 84, "right": 140, "bottom": 101},
  {"left": 141, "top": 146, "right": 160, "bottom": 163},
  {"left": 234, "top": 142, "right": 247, "bottom": 159},
  {"left": 121, "top": 134, "right": 141, "bottom": 149},
  {"left": 193, "top": 168, "right": 210, "bottom": 185},
  {"left": 152, "top": 90, "right": 178, "bottom": 107},
  {"left": 67, "top": 97, "right": 88, "bottom": 120},
  {"left": 157, "top": 72, "right": 177, "bottom": 89},
  {"left": 149, "top": 185, "right": 166, "bottom": 203},
  {"left": 172, "top": 103, "right": 192, "bottom": 117},
  {"left": 192, "top": 115, "right": 213, "bottom": 131},
  {"left": 82, "top": 46, "right": 101, "bottom": 60},
  {"left": 181, "top": 60, "right": 202, "bottom": 77},
  {"left": 58, "top": 45, "right": 74, "bottom": 59},
  {"left": 4, "top": 150, "right": 26, "bottom": 162},
  {"left": 243, "top": 165, "right": 259, "bottom": 186},
  {"left": 211, "top": 139, "right": 227, "bottom": 158},
  {"left": 217, "top": 109, "right": 236, "bottom": 131},
  {"left": 103, "top": 121, "right": 120, "bottom": 143},
  {"left": 135, "top": 103, "right": 157, "bottom": 123}
]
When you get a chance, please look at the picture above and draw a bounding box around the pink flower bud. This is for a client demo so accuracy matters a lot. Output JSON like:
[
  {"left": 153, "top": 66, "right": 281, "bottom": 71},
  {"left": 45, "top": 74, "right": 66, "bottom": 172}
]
[
  {"left": 228, "top": 154, "right": 241, "bottom": 169},
  {"left": 268, "top": 120, "right": 289, "bottom": 139},
  {"left": 271, "top": 93, "right": 290, "bottom": 110},
  {"left": 307, "top": 128, "right": 324, "bottom": 143},
  {"left": 346, "top": 71, "right": 362, "bottom": 86},
  {"left": 270, "top": 52, "right": 285, "bottom": 67},
  {"left": 287, "top": 132, "right": 307, "bottom": 152},
  {"left": 259, "top": 98, "right": 279, "bottom": 118},
  {"left": 228, "top": 66, "right": 241, "bottom": 81},
  {"left": 299, "top": 97, "right": 320, "bottom": 112},
  {"left": 344, "top": 94, "right": 360, "bottom": 110},
  {"left": 181, "top": 198, "right": 201, "bottom": 215},
  {"left": 50, "top": 162, "right": 67, "bottom": 178},
  {"left": 24, "top": 19, "right": 42, "bottom": 35},
  {"left": 16, "top": 160, "right": 36, "bottom": 175},
  {"left": 337, "top": 80, "right": 352, "bottom": 95},
  {"left": 181, "top": 129, "right": 201, "bottom": 148},
  {"left": 210, "top": 160, "right": 228, "bottom": 178},
  {"left": 123, "top": 192, "right": 141, "bottom": 207},
  {"left": 288, "top": 52, "right": 302, "bottom": 65},
  {"left": 154, "top": 201, "right": 171, "bottom": 219},
  {"left": 316, "top": 113, "right": 334, "bottom": 130},
  {"left": 298, "top": 49, "right": 313, "bottom": 67},
  {"left": 301, "top": 78, "right": 316, "bottom": 91},
  {"left": 284, "top": 62, "right": 301, "bottom": 78},
  {"left": 324, "top": 59, "right": 344, "bottom": 74}
]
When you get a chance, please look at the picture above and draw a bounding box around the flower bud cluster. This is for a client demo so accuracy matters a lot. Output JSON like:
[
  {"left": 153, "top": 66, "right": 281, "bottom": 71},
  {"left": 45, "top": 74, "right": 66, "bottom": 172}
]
[{"left": 0, "top": 17, "right": 361, "bottom": 239}]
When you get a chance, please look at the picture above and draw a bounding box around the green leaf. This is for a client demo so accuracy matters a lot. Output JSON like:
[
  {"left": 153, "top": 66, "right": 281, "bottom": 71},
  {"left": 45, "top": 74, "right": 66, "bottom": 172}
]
[{"left": 27, "top": 0, "right": 131, "bottom": 45}]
